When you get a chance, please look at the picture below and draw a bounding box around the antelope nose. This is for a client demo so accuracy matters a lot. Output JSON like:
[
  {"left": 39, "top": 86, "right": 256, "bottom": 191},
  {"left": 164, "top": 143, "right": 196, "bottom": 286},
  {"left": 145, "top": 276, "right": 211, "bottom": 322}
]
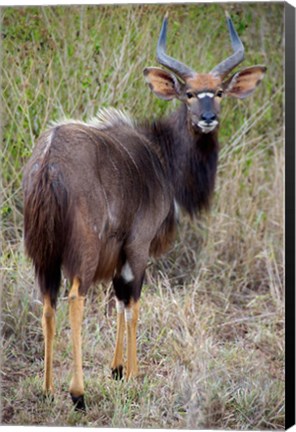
[{"left": 201, "top": 112, "right": 216, "bottom": 124}]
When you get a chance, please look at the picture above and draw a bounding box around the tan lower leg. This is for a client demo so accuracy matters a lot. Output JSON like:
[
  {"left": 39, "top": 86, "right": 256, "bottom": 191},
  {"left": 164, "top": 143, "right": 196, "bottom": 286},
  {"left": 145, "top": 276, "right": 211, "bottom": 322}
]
[
  {"left": 111, "top": 301, "right": 125, "bottom": 373},
  {"left": 125, "top": 301, "right": 139, "bottom": 379},
  {"left": 69, "top": 277, "right": 85, "bottom": 397},
  {"left": 42, "top": 295, "right": 55, "bottom": 394}
]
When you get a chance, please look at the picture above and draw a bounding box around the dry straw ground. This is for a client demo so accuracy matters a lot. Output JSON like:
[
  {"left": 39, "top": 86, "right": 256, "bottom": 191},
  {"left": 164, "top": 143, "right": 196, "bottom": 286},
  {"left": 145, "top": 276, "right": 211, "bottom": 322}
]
[{"left": 1, "top": 3, "right": 284, "bottom": 429}]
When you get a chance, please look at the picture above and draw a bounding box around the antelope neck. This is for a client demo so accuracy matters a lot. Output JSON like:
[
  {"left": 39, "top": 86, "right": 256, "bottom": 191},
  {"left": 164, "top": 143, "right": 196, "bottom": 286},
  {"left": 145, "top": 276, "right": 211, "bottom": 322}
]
[{"left": 149, "top": 104, "right": 219, "bottom": 216}]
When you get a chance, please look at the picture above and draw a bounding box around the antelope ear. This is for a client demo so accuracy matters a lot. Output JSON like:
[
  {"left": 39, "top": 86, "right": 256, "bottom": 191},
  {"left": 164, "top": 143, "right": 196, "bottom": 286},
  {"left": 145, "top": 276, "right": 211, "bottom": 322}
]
[
  {"left": 143, "top": 67, "right": 181, "bottom": 100},
  {"left": 223, "top": 66, "right": 266, "bottom": 99}
]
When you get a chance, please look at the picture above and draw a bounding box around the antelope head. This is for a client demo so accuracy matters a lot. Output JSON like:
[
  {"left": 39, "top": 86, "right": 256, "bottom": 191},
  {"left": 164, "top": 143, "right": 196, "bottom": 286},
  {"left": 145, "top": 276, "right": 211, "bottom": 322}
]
[{"left": 144, "top": 12, "right": 266, "bottom": 134}]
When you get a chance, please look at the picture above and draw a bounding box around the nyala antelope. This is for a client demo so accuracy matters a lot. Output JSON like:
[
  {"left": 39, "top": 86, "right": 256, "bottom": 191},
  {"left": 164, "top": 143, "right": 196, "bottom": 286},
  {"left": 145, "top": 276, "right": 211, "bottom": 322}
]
[{"left": 23, "top": 12, "right": 266, "bottom": 411}]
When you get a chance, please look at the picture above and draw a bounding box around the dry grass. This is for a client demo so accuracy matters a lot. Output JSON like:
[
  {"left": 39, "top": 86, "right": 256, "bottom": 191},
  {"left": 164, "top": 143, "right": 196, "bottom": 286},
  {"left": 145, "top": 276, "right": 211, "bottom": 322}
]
[{"left": 1, "top": 3, "right": 284, "bottom": 429}]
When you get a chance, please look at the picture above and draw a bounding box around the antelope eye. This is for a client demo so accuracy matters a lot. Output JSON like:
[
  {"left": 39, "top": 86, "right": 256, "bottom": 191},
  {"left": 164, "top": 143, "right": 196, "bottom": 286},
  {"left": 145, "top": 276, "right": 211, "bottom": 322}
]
[
  {"left": 186, "top": 91, "right": 194, "bottom": 99},
  {"left": 216, "top": 89, "right": 223, "bottom": 98}
]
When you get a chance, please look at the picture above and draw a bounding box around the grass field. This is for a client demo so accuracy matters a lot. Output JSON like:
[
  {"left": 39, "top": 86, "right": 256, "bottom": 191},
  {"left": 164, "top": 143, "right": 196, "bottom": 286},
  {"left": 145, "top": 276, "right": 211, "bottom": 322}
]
[{"left": 1, "top": 3, "right": 284, "bottom": 429}]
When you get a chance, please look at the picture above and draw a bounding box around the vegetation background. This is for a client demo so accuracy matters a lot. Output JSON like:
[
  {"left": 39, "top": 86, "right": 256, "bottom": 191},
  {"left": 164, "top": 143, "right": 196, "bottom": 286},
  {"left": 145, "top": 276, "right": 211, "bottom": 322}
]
[{"left": 1, "top": 2, "right": 284, "bottom": 429}]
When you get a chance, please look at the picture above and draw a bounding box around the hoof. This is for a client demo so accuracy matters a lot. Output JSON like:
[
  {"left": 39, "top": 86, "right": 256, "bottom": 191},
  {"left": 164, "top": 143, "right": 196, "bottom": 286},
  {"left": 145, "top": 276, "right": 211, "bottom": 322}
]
[
  {"left": 111, "top": 365, "right": 123, "bottom": 380},
  {"left": 71, "top": 394, "right": 86, "bottom": 412}
]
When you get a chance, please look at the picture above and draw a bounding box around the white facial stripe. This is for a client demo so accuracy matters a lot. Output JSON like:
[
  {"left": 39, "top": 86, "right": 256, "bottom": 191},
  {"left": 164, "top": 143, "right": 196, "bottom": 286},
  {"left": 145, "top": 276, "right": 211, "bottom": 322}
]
[
  {"left": 124, "top": 308, "right": 133, "bottom": 322},
  {"left": 121, "top": 261, "right": 134, "bottom": 283},
  {"left": 197, "top": 92, "right": 214, "bottom": 99},
  {"left": 116, "top": 300, "right": 125, "bottom": 314}
]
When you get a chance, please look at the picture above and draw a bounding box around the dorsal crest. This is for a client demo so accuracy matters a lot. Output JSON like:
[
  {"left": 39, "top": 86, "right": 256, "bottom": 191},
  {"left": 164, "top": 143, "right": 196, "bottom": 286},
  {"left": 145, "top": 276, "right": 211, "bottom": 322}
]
[{"left": 89, "top": 107, "right": 134, "bottom": 129}]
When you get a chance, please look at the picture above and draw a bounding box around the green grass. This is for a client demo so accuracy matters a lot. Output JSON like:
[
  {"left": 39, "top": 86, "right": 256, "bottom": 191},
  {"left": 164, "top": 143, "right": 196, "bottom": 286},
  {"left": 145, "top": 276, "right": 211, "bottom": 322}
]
[{"left": 1, "top": 3, "right": 284, "bottom": 429}]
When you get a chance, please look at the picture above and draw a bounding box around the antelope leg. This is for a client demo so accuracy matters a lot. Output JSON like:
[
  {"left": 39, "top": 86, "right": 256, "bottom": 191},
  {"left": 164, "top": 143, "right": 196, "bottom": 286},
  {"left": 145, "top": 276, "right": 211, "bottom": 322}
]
[
  {"left": 111, "top": 299, "right": 125, "bottom": 380},
  {"left": 125, "top": 300, "right": 139, "bottom": 379},
  {"left": 42, "top": 294, "right": 56, "bottom": 397},
  {"left": 69, "top": 277, "right": 86, "bottom": 411}
]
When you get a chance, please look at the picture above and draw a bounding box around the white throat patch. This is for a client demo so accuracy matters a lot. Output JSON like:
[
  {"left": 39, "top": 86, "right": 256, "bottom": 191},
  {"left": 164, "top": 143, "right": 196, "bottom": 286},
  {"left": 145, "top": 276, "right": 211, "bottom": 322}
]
[{"left": 197, "top": 120, "right": 219, "bottom": 134}]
